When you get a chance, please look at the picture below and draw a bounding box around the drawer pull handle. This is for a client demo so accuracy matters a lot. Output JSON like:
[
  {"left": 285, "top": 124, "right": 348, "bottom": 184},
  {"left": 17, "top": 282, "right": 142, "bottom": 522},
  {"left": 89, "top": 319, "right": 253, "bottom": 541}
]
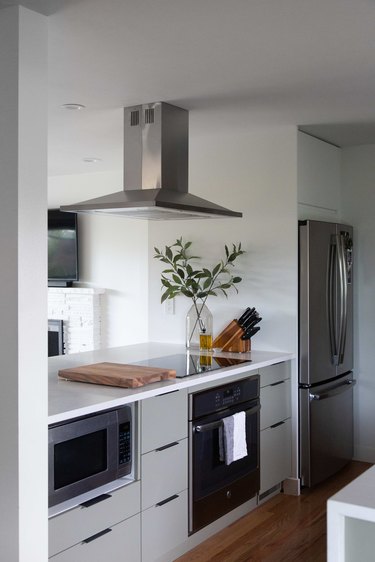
[
  {"left": 82, "top": 528, "right": 112, "bottom": 544},
  {"left": 270, "top": 421, "right": 285, "bottom": 429},
  {"left": 156, "top": 494, "right": 179, "bottom": 507},
  {"left": 156, "top": 441, "right": 179, "bottom": 452},
  {"left": 157, "top": 390, "right": 179, "bottom": 397},
  {"left": 80, "top": 493, "right": 112, "bottom": 508},
  {"left": 270, "top": 380, "right": 285, "bottom": 387}
]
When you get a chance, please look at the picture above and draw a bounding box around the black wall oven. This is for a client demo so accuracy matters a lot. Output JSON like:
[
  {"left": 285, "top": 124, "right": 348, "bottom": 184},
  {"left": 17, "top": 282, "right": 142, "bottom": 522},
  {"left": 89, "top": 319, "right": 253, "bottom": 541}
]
[
  {"left": 48, "top": 405, "right": 133, "bottom": 508},
  {"left": 189, "top": 375, "right": 260, "bottom": 534}
]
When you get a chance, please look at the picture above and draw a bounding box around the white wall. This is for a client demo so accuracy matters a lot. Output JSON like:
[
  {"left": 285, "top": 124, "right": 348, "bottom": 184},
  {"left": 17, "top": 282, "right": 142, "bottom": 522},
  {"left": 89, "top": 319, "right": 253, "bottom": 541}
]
[
  {"left": 341, "top": 145, "right": 375, "bottom": 462},
  {"left": 149, "top": 119, "right": 298, "bottom": 355},
  {"left": 0, "top": 7, "right": 48, "bottom": 561},
  {"left": 48, "top": 171, "right": 149, "bottom": 347}
]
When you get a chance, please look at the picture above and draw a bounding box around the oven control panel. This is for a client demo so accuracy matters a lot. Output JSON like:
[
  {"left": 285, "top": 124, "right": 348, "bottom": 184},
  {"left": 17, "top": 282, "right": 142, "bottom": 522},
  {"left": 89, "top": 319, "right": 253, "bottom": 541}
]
[
  {"left": 214, "top": 385, "right": 242, "bottom": 409},
  {"left": 190, "top": 375, "right": 260, "bottom": 419}
]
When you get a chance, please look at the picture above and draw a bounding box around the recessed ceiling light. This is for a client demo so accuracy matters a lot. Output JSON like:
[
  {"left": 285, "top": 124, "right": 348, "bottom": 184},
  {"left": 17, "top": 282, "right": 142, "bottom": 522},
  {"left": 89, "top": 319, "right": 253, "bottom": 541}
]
[
  {"left": 61, "top": 103, "right": 86, "bottom": 111},
  {"left": 82, "top": 157, "right": 102, "bottom": 163}
]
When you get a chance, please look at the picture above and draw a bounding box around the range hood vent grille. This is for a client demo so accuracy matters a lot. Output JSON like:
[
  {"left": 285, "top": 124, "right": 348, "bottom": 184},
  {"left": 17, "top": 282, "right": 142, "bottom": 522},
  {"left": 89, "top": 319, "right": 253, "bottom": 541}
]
[
  {"left": 60, "top": 102, "right": 243, "bottom": 220},
  {"left": 130, "top": 110, "right": 139, "bottom": 126}
]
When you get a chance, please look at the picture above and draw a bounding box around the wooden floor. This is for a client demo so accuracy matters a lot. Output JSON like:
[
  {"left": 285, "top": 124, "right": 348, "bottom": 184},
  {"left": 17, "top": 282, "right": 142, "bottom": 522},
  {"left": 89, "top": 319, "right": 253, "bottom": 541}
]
[{"left": 176, "top": 461, "right": 372, "bottom": 562}]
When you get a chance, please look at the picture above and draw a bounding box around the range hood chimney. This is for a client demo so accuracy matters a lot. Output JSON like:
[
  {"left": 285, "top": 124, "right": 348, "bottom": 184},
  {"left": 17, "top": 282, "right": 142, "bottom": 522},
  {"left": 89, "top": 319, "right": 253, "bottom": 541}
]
[{"left": 60, "top": 102, "right": 242, "bottom": 220}]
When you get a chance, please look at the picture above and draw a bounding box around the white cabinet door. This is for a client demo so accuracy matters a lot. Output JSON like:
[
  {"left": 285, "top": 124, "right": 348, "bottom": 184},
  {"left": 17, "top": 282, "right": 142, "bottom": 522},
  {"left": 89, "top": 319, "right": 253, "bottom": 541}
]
[
  {"left": 50, "top": 513, "right": 140, "bottom": 562},
  {"left": 260, "top": 379, "right": 291, "bottom": 430},
  {"left": 142, "top": 489, "right": 188, "bottom": 562},
  {"left": 260, "top": 419, "right": 292, "bottom": 494},
  {"left": 49, "top": 481, "right": 140, "bottom": 557},
  {"left": 141, "top": 389, "right": 188, "bottom": 453},
  {"left": 142, "top": 438, "right": 188, "bottom": 510}
]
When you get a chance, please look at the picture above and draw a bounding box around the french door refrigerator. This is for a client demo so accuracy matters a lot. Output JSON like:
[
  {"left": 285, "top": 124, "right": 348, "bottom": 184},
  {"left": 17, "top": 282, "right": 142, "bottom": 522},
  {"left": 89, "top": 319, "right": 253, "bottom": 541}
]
[{"left": 299, "top": 220, "right": 355, "bottom": 487}]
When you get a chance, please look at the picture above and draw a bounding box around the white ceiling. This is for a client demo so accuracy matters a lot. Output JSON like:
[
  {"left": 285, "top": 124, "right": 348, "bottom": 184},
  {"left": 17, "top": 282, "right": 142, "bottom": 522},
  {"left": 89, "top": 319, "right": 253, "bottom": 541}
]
[{"left": 3, "top": 0, "right": 375, "bottom": 175}]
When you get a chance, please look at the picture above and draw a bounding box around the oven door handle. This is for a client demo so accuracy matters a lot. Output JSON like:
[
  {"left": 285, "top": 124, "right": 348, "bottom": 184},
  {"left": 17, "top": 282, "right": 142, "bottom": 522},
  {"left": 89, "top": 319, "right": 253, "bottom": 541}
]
[{"left": 194, "top": 404, "right": 260, "bottom": 433}]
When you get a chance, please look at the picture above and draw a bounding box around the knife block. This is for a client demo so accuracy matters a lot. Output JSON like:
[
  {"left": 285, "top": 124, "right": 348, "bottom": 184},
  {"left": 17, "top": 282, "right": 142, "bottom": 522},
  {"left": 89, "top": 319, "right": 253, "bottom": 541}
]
[{"left": 212, "top": 320, "right": 251, "bottom": 353}]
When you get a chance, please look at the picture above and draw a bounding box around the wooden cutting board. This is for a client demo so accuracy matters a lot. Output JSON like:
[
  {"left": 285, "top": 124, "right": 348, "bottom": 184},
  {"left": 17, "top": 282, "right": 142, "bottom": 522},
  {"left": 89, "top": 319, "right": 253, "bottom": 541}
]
[{"left": 58, "top": 362, "right": 176, "bottom": 388}]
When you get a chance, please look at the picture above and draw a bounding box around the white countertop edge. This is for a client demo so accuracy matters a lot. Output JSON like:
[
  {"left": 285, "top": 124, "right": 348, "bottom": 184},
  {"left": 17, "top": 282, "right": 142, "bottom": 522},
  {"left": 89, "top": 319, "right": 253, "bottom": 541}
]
[
  {"left": 327, "top": 465, "right": 375, "bottom": 521},
  {"left": 48, "top": 344, "right": 294, "bottom": 425}
]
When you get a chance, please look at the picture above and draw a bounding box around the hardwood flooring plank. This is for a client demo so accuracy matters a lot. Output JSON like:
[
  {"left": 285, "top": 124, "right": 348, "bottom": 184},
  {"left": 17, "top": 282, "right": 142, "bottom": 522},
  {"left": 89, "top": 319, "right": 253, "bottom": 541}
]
[{"left": 176, "top": 461, "right": 372, "bottom": 562}]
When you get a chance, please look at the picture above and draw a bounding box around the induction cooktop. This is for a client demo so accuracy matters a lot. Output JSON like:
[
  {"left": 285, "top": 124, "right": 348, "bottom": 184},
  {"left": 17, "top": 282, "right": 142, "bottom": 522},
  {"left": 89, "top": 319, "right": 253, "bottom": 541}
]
[{"left": 134, "top": 353, "right": 251, "bottom": 378}]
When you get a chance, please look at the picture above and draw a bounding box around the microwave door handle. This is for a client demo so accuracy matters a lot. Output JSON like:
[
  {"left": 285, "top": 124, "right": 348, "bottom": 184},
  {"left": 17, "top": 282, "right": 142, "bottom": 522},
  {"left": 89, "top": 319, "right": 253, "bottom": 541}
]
[
  {"left": 328, "top": 238, "right": 338, "bottom": 365},
  {"left": 309, "top": 378, "right": 356, "bottom": 401},
  {"left": 194, "top": 403, "right": 261, "bottom": 433},
  {"left": 337, "top": 233, "right": 348, "bottom": 364}
]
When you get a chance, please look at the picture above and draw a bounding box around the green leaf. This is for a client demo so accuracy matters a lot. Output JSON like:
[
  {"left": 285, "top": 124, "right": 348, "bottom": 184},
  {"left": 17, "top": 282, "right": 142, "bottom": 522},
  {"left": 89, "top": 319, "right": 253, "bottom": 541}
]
[
  {"left": 181, "top": 288, "right": 194, "bottom": 298},
  {"left": 177, "top": 268, "right": 185, "bottom": 278},
  {"left": 161, "top": 291, "right": 170, "bottom": 303},
  {"left": 165, "top": 246, "right": 173, "bottom": 261},
  {"left": 172, "top": 274, "right": 181, "bottom": 284},
  {"left": 233, "top": 276, "right": 242, "bottom": 283},
  {"left": 203, "top": 277, "right": 212, "bottom": 290},
  {"left": 212, "top": 263, "right": 221, "bottom": 277},
  {"left": 225, "top": 244, "right": 229, "bottom": 258}
]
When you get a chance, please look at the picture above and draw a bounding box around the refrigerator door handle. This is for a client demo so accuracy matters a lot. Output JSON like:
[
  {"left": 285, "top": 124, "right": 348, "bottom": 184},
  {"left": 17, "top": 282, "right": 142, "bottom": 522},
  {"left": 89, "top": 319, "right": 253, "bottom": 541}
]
[
  {"left": 309, "top": 379, "right": 356, "bottom": 401},
  {"left": 328, "top": 238, "right": 338, "bottom": 365},
  {"left": 337, "top": 232, "right": 348, "bottom": 364}
]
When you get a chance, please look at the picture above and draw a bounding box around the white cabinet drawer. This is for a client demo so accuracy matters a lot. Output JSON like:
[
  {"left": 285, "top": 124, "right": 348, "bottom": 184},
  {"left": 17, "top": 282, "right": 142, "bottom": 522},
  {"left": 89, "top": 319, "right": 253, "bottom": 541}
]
[
  {"left": 260, "top": 361, "right": 290, "bottom": 387},
  {"left": 142, "top": 489, "right": 188, "bottom": 562},
  {"left": 141, "top": 389, "right": 187, "bottom": 453},
  {"left": 50, "top": 512, "right": 140, "bottom": 562},
  {"left": 142, "top": 438, "right": 188, "bottom": 510},
  {"left": 260, "top": 418, "right": 291, "bottom": 494},
  {"left": 49, "top": 481, "right": 140, "bottom": 557},
  {"left": 260, "top": 379, "right": 291, "bottom": 430}
]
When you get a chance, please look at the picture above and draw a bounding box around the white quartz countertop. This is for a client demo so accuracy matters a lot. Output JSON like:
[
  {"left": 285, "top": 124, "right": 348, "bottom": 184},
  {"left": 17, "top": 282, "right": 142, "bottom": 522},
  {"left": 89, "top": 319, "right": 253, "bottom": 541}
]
[{"left": 48, "top": 342, "right": 294, "bottom": 424}]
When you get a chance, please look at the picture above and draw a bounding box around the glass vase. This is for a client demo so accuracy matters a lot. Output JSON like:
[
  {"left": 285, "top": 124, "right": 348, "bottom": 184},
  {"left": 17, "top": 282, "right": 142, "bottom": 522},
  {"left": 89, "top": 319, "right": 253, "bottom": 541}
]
[{"left": 186, "top": 303, "right": 213, "bottom": 350}]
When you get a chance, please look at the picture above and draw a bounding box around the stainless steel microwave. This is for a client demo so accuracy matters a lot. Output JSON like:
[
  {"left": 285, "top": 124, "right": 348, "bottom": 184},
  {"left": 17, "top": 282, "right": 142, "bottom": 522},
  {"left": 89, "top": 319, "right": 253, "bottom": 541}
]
[{"left": 48, "top": 405, "right": 132, "bottom": 507}]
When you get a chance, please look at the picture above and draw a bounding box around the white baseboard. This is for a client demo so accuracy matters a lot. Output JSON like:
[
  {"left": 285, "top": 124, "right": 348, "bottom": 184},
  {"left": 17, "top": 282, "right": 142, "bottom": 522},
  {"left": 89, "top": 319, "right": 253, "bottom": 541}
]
[{"left": 283, "top": 477, "right": 300, "bottom": 496}]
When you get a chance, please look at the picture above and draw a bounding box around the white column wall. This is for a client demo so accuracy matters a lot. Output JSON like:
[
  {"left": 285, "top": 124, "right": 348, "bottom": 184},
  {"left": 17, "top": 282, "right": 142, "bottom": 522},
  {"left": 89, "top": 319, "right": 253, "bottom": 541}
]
[
  {"left": 0, "top": 6, "right": 48, "bottom": 561},
  {"left": 341, "top": 145, "right": 375, "bottom": 462}
]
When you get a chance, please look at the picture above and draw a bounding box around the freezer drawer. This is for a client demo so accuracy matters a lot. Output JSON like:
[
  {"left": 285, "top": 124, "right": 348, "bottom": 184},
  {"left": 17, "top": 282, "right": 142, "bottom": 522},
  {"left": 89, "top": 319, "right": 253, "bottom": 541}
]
[{"left": 299, "top": 374, "right": 355, "bottom": 487}]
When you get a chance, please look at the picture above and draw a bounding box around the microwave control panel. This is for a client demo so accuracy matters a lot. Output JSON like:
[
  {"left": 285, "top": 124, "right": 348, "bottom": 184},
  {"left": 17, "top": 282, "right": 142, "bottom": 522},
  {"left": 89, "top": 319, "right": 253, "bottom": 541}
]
[{"left": 119, "top": 421, "right": 131, "bottom": 465}]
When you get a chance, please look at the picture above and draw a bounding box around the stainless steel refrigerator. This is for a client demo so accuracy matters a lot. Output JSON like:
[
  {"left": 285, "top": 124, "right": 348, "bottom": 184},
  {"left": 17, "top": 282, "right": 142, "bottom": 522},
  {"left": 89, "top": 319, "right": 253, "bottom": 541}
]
[{"left": 299, "top": 220, "right": 355, "bottom": 487}]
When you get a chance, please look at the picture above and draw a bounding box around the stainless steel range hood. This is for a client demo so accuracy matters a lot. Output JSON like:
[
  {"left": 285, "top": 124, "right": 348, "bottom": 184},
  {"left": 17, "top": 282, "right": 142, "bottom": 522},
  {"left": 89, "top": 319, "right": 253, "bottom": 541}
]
[{"left": 60, "top": 102, "right": 242, "bottom": 220}]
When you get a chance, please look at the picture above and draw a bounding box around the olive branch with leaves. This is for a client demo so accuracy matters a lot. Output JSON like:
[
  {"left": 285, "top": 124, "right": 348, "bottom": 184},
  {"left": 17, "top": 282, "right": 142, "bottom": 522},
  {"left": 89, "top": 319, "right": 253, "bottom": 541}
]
[{"left": 154, "top": 238, "right": 245, "bottom": 339}]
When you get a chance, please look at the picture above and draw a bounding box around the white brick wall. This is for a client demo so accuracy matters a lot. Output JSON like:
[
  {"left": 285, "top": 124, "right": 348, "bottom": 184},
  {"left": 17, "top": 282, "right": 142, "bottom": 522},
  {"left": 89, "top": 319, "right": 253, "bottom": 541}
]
[{"left": 48, "top": 287, "right": 104, "bottom": 354}]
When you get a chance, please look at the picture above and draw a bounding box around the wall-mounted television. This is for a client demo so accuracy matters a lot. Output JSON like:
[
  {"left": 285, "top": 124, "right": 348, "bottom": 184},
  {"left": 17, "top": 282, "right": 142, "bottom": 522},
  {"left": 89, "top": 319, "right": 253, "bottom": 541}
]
[{"left": 48, "top": 209, "right": 79, "bottom": 287}]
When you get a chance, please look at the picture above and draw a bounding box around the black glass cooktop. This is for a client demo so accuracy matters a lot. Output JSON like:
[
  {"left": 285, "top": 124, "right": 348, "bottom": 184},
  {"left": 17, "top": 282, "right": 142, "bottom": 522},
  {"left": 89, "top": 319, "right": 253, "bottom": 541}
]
[{"left": 134, "top": 353, "right": 251, "bottom": 378}]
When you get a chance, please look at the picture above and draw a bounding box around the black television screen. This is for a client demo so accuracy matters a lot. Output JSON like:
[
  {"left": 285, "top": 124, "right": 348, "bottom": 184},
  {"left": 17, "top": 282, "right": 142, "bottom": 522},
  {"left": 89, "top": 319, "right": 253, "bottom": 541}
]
[{"left": 48, "top": 209, "right": 79, "bottom": 286}]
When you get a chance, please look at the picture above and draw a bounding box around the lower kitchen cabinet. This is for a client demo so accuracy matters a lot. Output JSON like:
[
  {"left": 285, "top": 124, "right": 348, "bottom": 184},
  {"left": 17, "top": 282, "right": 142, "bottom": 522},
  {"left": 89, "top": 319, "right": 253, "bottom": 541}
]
[
  {"left": 49, "top": 481, "right": 140, "bottom": 560},
  {"left": 260, "top": 418, "right": 292, "bottom": 494},
  {"left": 142, "top": 489, "right": 188, "bottom": 562},
  {"left": 50, "top": 512, "right": 140, "bottom": 562},
  {"left": 140, "top": 390, "right": 189, "bottom": 561},
  {"left": 141, "top": 438, "right": 188, "bottom": 511},
  {"left": 259, "top": 362, "right": 292, "bottom": 495}
]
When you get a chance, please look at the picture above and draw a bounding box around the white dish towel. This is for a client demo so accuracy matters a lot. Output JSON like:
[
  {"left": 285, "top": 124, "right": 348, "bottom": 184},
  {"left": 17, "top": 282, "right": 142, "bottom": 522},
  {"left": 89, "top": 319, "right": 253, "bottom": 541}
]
[{"left": 219, "top": 411, "right": 248, "bottom": 465}]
